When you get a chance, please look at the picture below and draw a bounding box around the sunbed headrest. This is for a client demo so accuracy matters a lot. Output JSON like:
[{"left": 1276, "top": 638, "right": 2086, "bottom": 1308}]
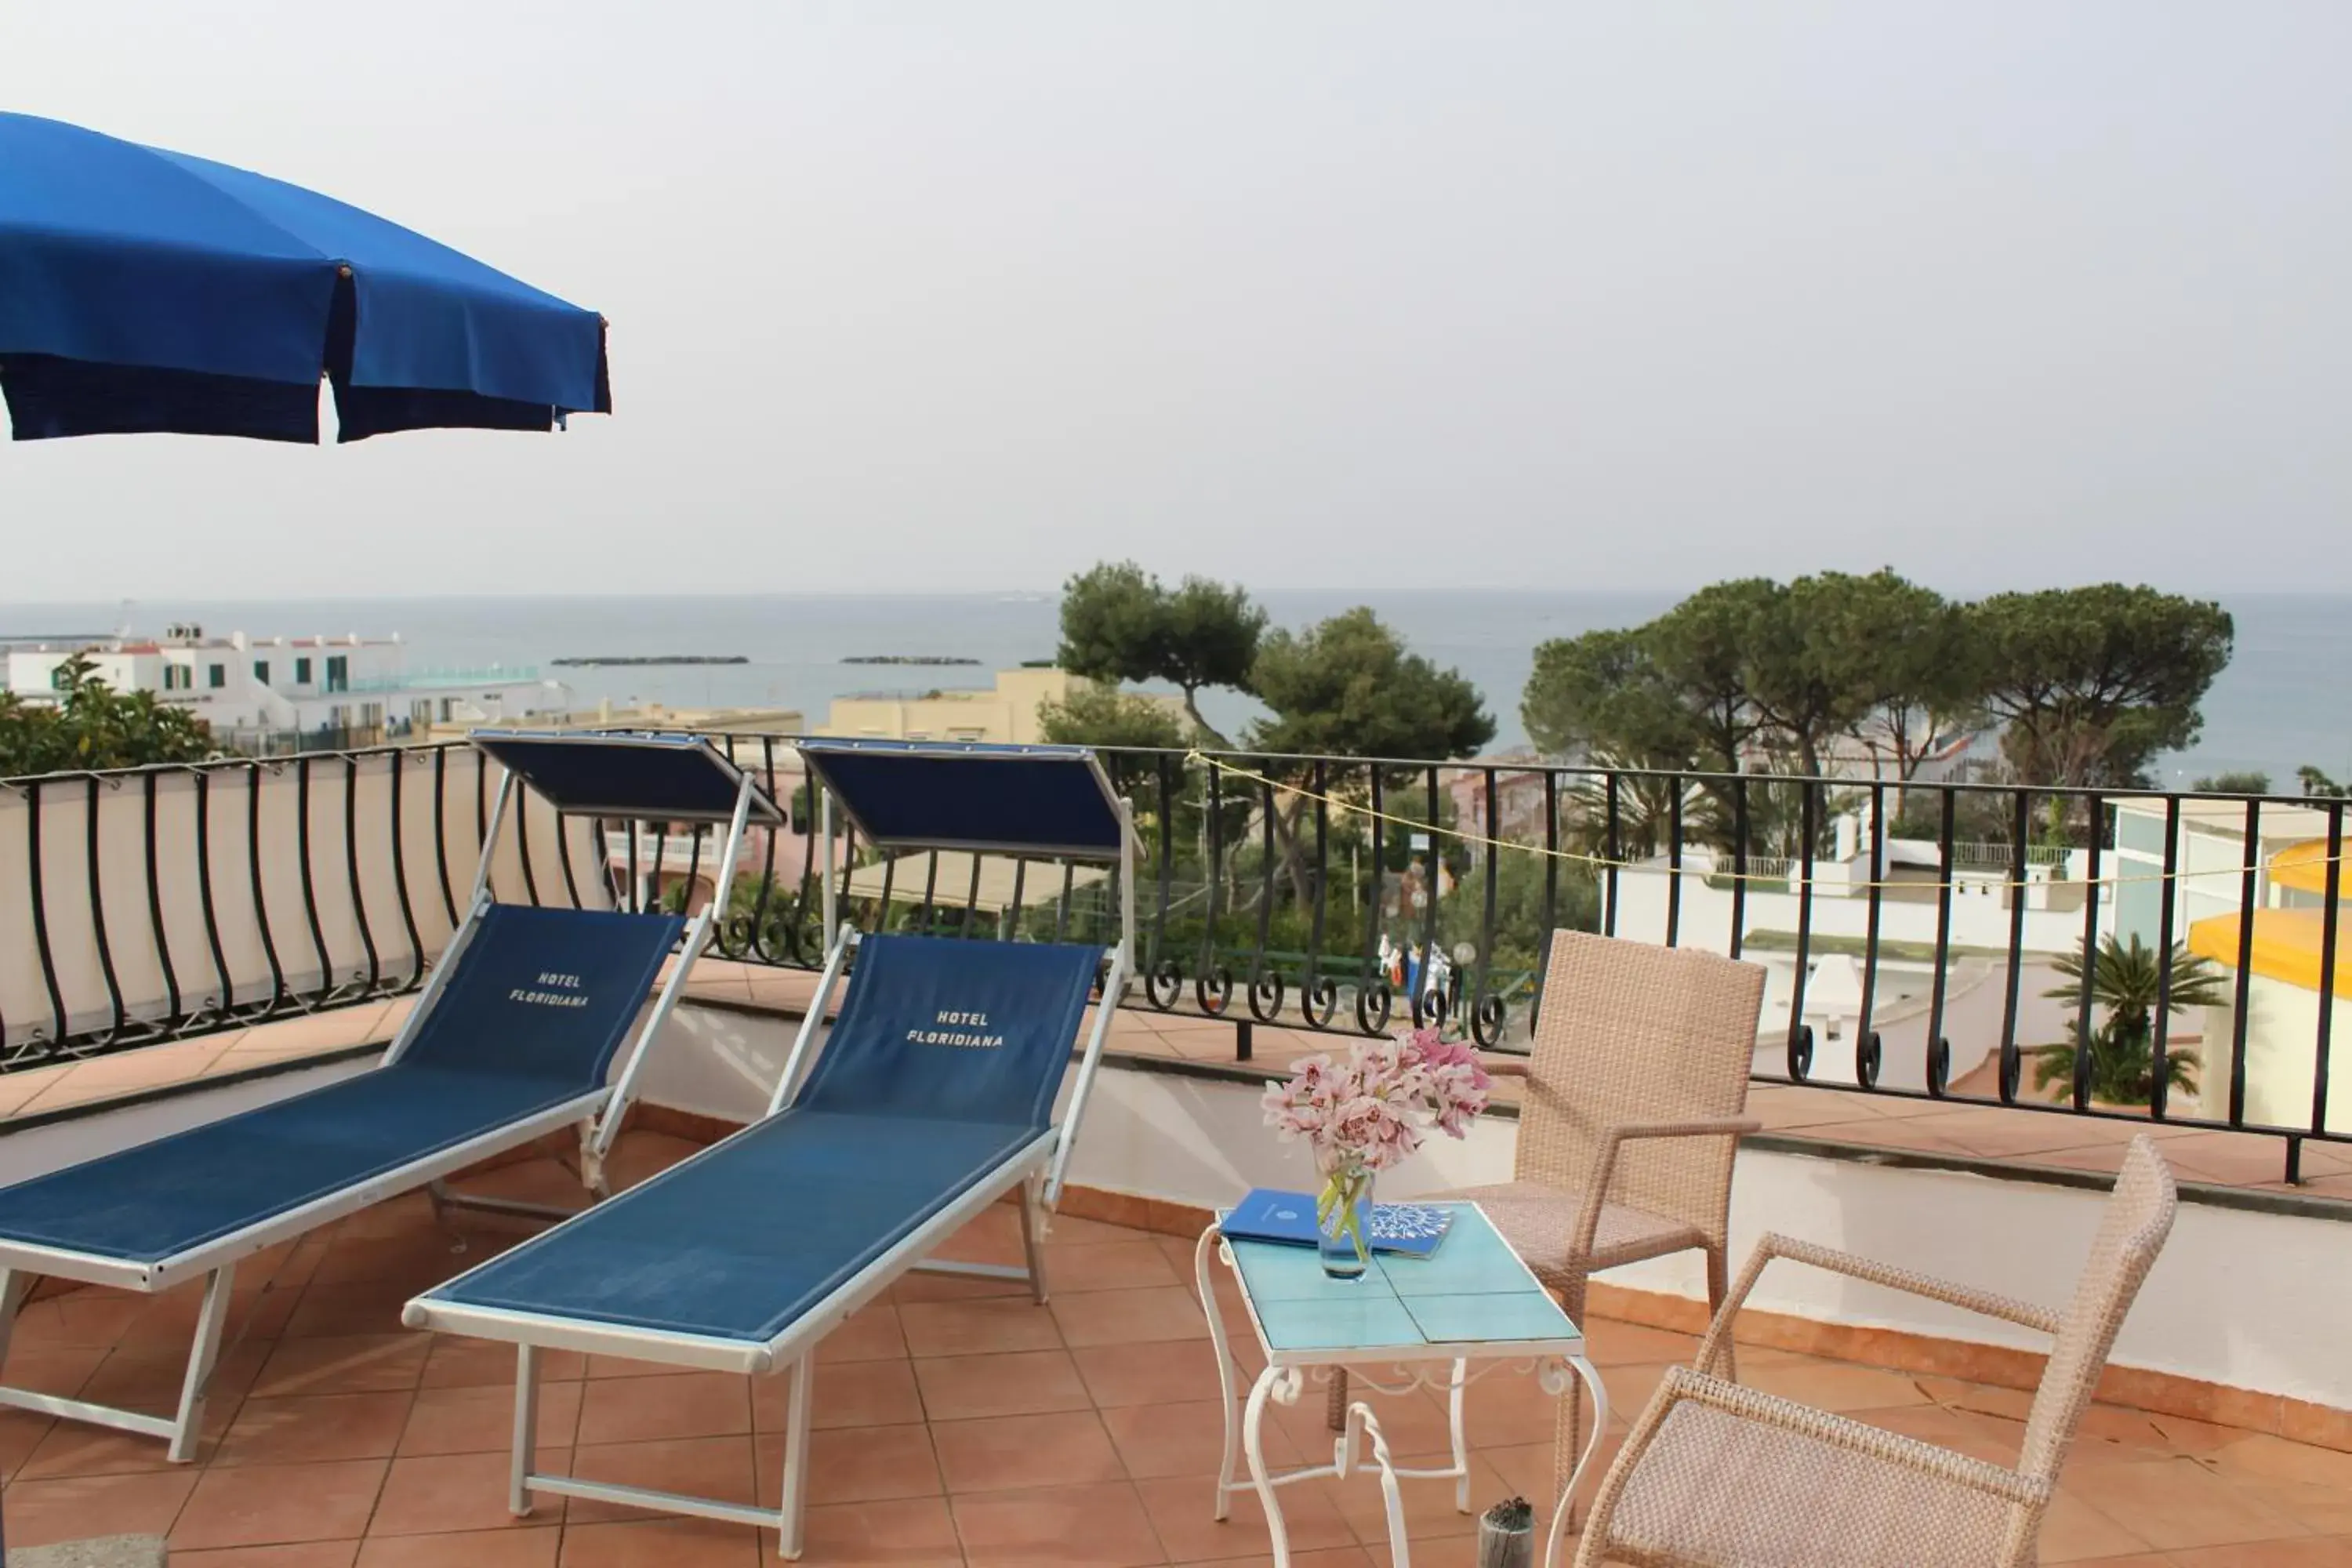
[
  {"left": 472, "top": 731, "right": 783, "bottom": 826},
  {"left": 796, "top": 740, "right": 1124, "bottom": 858},
  {"left": 402, "top": 905, "right": 686, "bottom": 1090},
  {"left": 797, "top": 935, "right": 1101, "bottom": 1128}
]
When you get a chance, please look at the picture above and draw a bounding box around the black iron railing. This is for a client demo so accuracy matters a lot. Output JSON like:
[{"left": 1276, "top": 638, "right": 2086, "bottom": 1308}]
[
  {"left": 0, "top": 746, "right": 590, "bottom": 1066},
  {"left": 3, "top": 734, "right": 2345, "bottom": 1178}
]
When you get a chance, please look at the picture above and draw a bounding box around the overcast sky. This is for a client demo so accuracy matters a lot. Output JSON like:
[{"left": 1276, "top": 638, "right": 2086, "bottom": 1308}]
[{"left": 6, "top": 3, "right": 2349, "bottom": 601}]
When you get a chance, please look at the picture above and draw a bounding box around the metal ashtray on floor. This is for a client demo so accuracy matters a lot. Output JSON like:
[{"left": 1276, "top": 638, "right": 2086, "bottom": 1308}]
[{"left": 1478, "top": 1497, "right": 1535, "bottom": 1568}]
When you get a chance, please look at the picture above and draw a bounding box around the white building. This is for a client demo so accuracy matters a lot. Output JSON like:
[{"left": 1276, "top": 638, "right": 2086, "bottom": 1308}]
[
  {"left": 1732, "top": 726, "right": 1987, "bottom": 785},
  {"left": 813, "top": 667, "right": 1181, "bottom": 746},
  {"left": 1603, "top": 799, "right": 2091, "bottom": 1094},
  {"left": 1605, "top": 789, "right": 2350, "bottom": 1134},
  {"left": 2110, "top": 796, "right": 2350, "bottom": 1135},
  {"left": 5, "top": 625, "right": 566, "bottom": 750}
]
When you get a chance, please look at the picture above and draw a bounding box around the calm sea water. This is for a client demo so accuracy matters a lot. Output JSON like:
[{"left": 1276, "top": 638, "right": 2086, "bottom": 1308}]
[{"left": 3, "top": 590, "right": 2346, "bottom": 786}]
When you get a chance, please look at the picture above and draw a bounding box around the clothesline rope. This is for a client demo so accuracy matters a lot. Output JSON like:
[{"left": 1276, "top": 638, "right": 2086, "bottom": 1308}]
[{"left": 1176, "top": 750, "right": 2347, "bottom": 899}]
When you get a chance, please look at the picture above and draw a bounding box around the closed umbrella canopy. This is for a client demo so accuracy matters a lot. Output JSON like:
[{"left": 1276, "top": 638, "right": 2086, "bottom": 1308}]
[{"left": 0, "top": 112, "right": 609, "bottom": 443}]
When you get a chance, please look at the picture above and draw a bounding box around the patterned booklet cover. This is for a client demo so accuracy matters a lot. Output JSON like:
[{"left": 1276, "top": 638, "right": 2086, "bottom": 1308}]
[{"left": 1219, "top": 1189, "right": 1454, "bottom": 1258}]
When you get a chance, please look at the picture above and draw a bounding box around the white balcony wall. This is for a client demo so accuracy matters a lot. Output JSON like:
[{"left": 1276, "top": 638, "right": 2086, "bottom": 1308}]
[
  {"left": 662, "top": 1007, "right": 2352, "bottom": 1414},
  {"left": 1606, "top": 858, "right": 2086, "bottom": 960},
  {"left": 1067, "top": 1064, "right": 2351, "bottom": 1416},
  {"left": 6, "top": 1002, "right": 2345, "bottom": 1416},
  {"left": 547, "top": 1001, "right": 2352, "bottom": 1415}
]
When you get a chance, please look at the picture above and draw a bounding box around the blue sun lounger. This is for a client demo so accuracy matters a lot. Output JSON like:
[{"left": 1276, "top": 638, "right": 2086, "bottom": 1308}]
[
  {"left": 403, "top": 740, "right": 1135, "bottom": 1557},
  {"left": 0, "top": 731, "right": 779, "bottom": 1460}
]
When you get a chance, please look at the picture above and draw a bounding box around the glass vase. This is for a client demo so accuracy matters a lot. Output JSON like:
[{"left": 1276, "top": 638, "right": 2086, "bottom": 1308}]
[{"left": 1316, "top": 1160, "right": 1376, "bottom": 1281}]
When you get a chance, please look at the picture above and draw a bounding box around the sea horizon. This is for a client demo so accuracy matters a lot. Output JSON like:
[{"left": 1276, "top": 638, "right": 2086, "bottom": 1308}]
[
  {"left": 17, "top": 583, "right": 2352, "bottom": 605},
  {"left": 4, "top": 588, "right": 2347, "bottom": 788}
]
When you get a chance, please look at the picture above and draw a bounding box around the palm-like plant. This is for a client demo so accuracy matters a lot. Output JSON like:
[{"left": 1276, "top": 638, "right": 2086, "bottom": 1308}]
[
  {"left": 2, "top": 653, "right": 215, "bottom": 776},
  {"left": 1561, "top": 763, "right": 1695, "bottom": 864},
  {"left": 2032, "top": 935, "right": 2226, "bottom": 1105}
]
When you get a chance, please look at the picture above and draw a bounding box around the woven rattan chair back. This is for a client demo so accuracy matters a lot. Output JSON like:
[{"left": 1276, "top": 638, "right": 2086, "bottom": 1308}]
[
  {"left": 2017, "top": 1134, "right": 2178, "bottom": 1483},
  {"left": 1515, "top": 931, "right": 1767, "bottom": 1247}
]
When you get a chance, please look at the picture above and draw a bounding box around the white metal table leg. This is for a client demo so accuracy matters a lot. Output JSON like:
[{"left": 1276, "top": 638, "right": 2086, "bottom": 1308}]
[
  {"left": 510, "top": 1344, "right": 540, "bottom": 1516},
  {"left": 167, "top": 1265, "right": 236, "bottom": 1463},
  {"left": 1195, "top": 1225, "right": 1243, "bottom": 1521},
  {"left": 1243, "top": 1363, "right": 1292, "bottom": 1567},
  {"left": 1340, "top": 1401, "right": 1413, "bottom": 1568},
  {"left": 777, "top": 1351, "right": 814, "bottom": 1560},
  {"left": 1541, "top": 1353, "right": 1610, "bottom": 1568},
  {"left": 1448, "top": 1356, "right": 1470, "bottom": 1512}
]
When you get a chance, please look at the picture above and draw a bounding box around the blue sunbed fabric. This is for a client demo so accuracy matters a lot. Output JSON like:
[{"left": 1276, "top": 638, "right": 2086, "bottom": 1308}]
[
  {"left": 471, "top": 732, "right": 782, "bottom": 826},
  {"left": 0, "top": 905, "right": 681, "bottom": 1265},
  {"left": 422, "top": 1111, "right": 1042, "bottom": 1339},
  {"left": 797, "top": 936, "right": 1102, "bottom": 1126},
  {"left": 422, "top": 935, "right": 1100, "bottom": 1341},
  {"left": 798, "top": 740, "right": 1123, "bottom": 857}
]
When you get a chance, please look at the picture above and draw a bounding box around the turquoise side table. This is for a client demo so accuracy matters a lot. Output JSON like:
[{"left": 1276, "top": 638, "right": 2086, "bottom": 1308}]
[{"left": 1194, "top": 1202, "right": 1608, "bottom": 1568}]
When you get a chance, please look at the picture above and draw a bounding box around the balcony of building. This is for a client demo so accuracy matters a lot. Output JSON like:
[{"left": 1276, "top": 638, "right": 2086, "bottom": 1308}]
[{"left": 0, "top": 737, "right": 2346, "bottom": 1563}]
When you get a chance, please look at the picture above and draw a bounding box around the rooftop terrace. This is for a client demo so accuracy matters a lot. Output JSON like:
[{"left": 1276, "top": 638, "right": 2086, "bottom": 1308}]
[
  {"left": 2, "top": 736, "right": 2347, "bottom": 1565},
  {"left": 3, "top": 1126, "right": 2349, "bottom": 1566}
]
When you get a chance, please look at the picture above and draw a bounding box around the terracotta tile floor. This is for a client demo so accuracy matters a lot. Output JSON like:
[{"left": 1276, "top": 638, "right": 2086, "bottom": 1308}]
[{"left": 2, "top": 1137, "right": 2349, "bottom": 1565}]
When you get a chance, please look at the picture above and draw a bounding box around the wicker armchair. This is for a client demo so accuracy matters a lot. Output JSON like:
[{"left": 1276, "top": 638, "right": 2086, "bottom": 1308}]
[
  {"left": 1327, "top": 931, "right": 1767, "bottom": 1516},
  {"left": 1571, "top": 1134, "right": 2178, "bottom": 1567}
]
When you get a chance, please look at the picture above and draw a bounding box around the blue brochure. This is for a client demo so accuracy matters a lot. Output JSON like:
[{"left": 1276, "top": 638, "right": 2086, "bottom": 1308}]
[{"left": 1219, "top": 1188, "right": 1454, "bottom": 1258}]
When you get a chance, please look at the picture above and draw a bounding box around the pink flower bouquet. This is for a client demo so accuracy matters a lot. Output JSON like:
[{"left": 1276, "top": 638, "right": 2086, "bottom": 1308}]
[{"left": 1260, "top": 1027, "right": 1491, "bottom": 1270}]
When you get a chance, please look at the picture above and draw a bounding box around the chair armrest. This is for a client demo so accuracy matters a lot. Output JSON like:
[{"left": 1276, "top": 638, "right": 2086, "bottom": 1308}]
[
  {"left": 1642, "top": 1367, "right": 2049, "bottom": 1507},
  {"left": 1568, "top": 1118, "right": 1760, "bottom": 1258},
  {"left": 1479, "top": 1056, "right": 1532, "bottom": 1079},
  {"left": 1694, "top": 1232, "right": 2063, "bottom": 1377},
  {"left": 1610, "top": 1117, "right": 1761, "bottom": 1142}
]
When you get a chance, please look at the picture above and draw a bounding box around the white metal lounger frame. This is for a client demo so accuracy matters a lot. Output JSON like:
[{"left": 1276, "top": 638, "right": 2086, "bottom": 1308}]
[
  {"left": 403, "top": 746, "right": 1138, "bottom": 1558},
  {"left": 0, "top": 739, "right": 767, "bottom": 1463}
]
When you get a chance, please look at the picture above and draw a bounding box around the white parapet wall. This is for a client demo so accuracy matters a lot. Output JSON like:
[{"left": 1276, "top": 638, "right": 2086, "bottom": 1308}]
[
  {"left": 1062, "top": 1059, "right": 2352, "bottom": 1416},
  {"left": 635, "top": 1001, "right": 2352, "bottom": 1415},
  {"left": 5, "top": 998, "right": 2346, "bottom": 1417}
]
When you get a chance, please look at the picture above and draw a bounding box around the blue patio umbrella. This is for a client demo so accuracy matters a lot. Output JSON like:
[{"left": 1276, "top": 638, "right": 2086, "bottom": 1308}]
[
  {"left": 0, "top": 111, "right": 615, "bottom": 1559},
  {"left": 0, "top": 111, "right": 610, "bottom": 443}
]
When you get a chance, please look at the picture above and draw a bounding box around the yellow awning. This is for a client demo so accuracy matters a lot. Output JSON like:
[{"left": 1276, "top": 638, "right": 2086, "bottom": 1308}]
[
  {"left": 2187, "top": 909, "right": 2352, "bottom": 1000},
  {"left": 2270, "top": 838, "right": 2343, "bottom": 898}
]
